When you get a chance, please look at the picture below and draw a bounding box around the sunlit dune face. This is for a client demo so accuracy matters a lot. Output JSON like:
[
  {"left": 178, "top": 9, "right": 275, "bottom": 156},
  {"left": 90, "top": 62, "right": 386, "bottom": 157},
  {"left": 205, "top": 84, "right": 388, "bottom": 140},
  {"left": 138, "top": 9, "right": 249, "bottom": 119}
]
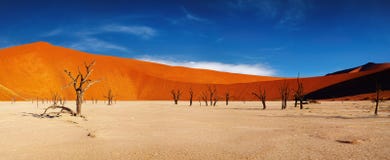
[{"left": 0, "top": 42, "right": 388, "bottom": 101}]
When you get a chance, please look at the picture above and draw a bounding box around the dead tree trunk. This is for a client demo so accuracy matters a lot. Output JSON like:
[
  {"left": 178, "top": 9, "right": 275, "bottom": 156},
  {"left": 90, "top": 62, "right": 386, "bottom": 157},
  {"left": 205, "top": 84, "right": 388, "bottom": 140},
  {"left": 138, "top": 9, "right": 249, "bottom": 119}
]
[
  {"left": 280, "top": 81, "right": 289, "bottom": 110},
  {"left": 213, "top": 97, "right": 218, "bottom": 106},
  {"left": 252, "top": 86, "right": 266, "bottom": 110},
  {"left": 374, "top": 82, "right": 381, "bottom": 115},
  {"left": 201, "top": 92, "right": 208, "bottom": 106},
  {"left": 104, "top": 89, "right": 114, "bottom": 105},
  {"left": 189, "top": 88, "right": 194, "bottom": 106},
  {"left": 41, "top": 105, "right": 76, "bottom": 117},
  {"left": 294, "top": 94, "right": 298, "bottom": 107},
  {"left": 208, "top": 85, "right": 217, "bottom": 106},
  {"left": 41, "top": 93, "right": 76, "bottom": 117},
  {"left": 171, "top": 89, "right": 181, "bottom": 105},
  {"left": 76, "top": 90, "right": 83, "bottom": 114},
  {"left": 63, "top": 60, "right": 100, "bottom": 116},
  {"left": 296, "top": 74, "right": 305, "bottom": 110},
  {"left": 51, "top": 92, "right": 60, "bottom": 106},
  {"left": 225, "top": 91, "right": 230, "bottom": 106}
]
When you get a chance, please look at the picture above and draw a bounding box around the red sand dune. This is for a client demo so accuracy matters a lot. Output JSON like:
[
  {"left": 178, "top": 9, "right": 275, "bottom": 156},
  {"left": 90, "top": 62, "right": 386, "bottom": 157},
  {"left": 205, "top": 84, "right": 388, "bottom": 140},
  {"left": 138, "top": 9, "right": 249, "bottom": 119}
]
[{"left": 0, "top": 42, "right": 388, "bottom": 101}]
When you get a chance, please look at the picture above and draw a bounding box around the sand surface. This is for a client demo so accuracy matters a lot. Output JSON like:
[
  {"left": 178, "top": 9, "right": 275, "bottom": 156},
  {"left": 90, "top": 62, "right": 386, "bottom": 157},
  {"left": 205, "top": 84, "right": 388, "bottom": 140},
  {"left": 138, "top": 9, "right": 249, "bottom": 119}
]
[{"left": 0, "top": 101, "right": 389, "bottom": 160}]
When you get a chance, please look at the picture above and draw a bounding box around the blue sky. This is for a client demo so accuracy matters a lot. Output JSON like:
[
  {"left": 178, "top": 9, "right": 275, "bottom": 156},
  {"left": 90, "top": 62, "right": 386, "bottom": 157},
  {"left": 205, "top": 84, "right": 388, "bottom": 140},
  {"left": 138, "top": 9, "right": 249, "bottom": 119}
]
[{"left": 0, "top": 0, "right": 389, "bottom": 77}]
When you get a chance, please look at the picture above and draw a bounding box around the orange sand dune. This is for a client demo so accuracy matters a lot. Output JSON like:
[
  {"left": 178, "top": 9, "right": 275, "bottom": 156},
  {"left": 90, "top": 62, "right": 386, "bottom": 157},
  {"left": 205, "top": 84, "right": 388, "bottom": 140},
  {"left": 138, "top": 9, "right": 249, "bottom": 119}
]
[{"left": 0, "top": 42, "right": 388, "bottom": 101}]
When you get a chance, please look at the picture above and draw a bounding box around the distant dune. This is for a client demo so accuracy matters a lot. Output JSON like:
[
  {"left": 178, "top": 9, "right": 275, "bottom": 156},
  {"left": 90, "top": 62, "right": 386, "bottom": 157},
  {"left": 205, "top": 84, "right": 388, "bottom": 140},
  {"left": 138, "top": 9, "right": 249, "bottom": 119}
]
[{"left": 0, "top": 42, "right": 388, "bottom": 101}]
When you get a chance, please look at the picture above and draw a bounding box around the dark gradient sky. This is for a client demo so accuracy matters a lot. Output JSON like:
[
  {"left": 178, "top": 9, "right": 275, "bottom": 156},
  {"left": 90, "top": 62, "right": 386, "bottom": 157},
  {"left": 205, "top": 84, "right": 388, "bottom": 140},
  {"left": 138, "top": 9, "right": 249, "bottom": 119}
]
[{"left": 0, "top": 0, "right": 389, "bottom": 77}]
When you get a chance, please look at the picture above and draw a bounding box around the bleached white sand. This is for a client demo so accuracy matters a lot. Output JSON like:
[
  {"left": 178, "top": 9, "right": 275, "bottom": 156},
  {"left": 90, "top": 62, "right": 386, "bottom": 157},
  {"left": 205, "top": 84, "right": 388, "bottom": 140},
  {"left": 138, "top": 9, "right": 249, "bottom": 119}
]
[{"left": 0, "top": 100, "right": 389, "bottom": 160}]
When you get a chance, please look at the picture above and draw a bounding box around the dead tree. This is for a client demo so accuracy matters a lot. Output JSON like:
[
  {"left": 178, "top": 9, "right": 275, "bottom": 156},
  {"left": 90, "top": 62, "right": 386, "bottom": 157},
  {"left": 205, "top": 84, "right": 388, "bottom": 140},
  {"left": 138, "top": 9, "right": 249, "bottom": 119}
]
[
  {"left": 296, "top": 75, "right": 305, "bottom": 110},
  {"left": 207, "top": 85, "right": 217, "bottom": 106},
  {"left": 294, "top": 93, "right": 298, "bottom": 107},
  {"left": 201, "top": 92, "right": 208, "bottom": 106},
  {"left": 252, "top": 86, "right": 266, "bottom": 110},
  {"left": 225, "top": 91, "right": 230, "bottom": 106},
  {"left": 213, "top": 96, "right": 218, "bottom": 106},
  {"left": 374, "top": 82, "right": 382, "bottom": 115},
  {"left": 104, "top": 89, "right": 115, "bottom": 105},
  {"left": 63, "top": 60, "right": 99, "bottom": 116},
  {"left": 171, "top": 89, "right": 181, "bottom": 105},
  {"left": 41, "top": 93, "right": 76, "bottom": 117},
  {"left": 59, "top": 96, "right": 65, "bottom": 105},
  {"left": 42, "top": 61, "right": 99, "bottom": 117},
  {"left": 51, "top": 93, "right": 60, "bottom": 106},
  {"left": 280, "top": 81, "right": 290, "bottom": 110},
  {"left": 189, "top": 88, "right": 194, "bottom": 106}
]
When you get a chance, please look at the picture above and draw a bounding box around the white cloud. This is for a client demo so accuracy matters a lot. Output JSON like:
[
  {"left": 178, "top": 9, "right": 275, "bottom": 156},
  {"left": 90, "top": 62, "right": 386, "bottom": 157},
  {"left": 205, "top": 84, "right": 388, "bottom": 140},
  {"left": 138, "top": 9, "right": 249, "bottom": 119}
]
[
  {"left": 138, "top": 56, "right": 275, "bottom": 76},
  {"left": 102, "top": 25, "right": 156, "bottom": 39},
  {"left": 68, "top": 38, "right": 129, "bottom": 53}
]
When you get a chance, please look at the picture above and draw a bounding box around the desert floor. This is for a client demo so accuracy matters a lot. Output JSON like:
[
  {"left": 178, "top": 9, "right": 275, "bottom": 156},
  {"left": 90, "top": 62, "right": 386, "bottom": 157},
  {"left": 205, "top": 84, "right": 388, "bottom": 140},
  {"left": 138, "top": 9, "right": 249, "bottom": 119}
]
[{"left": 0, "top": 100, "right": 389, "bottom": 160}]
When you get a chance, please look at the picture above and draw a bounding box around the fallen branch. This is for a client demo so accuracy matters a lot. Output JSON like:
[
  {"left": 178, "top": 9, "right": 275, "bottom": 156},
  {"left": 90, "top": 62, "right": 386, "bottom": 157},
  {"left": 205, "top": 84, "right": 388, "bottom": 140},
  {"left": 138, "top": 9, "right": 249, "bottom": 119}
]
[{"left": 41, "top": 105, "right": 76, "bottom": 118}]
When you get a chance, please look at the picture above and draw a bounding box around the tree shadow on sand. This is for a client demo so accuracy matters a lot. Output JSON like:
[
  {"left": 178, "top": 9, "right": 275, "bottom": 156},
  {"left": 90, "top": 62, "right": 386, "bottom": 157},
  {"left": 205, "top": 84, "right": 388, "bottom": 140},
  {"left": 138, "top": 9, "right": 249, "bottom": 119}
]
[{"left": 21, "top": 112, "right": 61, "bottom": 118}]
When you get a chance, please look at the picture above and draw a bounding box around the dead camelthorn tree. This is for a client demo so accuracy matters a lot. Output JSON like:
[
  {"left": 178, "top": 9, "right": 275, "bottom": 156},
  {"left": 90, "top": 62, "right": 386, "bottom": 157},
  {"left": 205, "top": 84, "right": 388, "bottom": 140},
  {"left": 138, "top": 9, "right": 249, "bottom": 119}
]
[
  {"left": 294, "top": 93, "right": 298, "bottom": 108},
  {"left": 213, "top": 96, "right": 218, "bottom": 106},
  {"left": 59, "top": 96, "right": 65, "bottom": 106},
  {"left": 225, "top": 91, "right": 230, "bottom": 106},
  {"left": 280, "top": 81, "right": 290, "bottom": 110},
  {"left": 189, "top": 88, "right": 194, "bottom": 106},
  {"left": 104, "top": 89, "right": 115, "bottom": 105},
  {"left": 295, "top": 74, "right": 305, "bottom": 110},
  {"left": 51, "top": 92, "right": 61, "bottom": 106},
  {"left": 65, "top": 60, "right": 99, "bottom": 115},
  {"left": 207, "top": 85, "right": 217, "bottom": 106},
  {"left": 42, "top": 60, "right": 100, "bottom": 117},
  {"left": 171, "top": 89, "right": 182, "bottom": 105},
  {"left": 374, "top": 81, "right": 382, "bottom": 115},
  {"left": 252, "top": 86, "right": 266, "bottom": 110},
  {"left": 201, "top": 92, "right": 208, "bottom": 106},
  {"left": 41, "top": 93, "right": 75, "bottom": 117}
]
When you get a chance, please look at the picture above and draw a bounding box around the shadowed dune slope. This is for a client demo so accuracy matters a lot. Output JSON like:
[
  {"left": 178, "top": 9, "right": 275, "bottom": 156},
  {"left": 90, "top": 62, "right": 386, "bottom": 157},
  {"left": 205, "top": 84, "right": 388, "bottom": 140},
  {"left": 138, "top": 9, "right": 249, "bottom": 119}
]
[
  {"left": 0, "top": 42, "right": 388, "bottom": 100},
  {"left": 326, "top": 62, "right": 390, "bottom": 75}
]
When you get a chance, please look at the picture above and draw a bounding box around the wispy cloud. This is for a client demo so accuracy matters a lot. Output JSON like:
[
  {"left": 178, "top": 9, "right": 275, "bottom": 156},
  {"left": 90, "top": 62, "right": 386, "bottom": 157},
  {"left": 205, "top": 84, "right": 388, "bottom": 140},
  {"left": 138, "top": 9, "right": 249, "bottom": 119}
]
[
  {"left": 42, "top": 24, "right": 157, "bottom": 39},
  {"left": 181, "top": 7, "right": 207, "bottom": 22},
  {"left": 276, "top": 0, "right": 309, "bottom": 30},
  {"left": 216, "top": 37, "right": 224, "bottom": 42},
  {"left": 227, "top": 0, "right": 310, "bottom": 30},
  {"left": 67, "top": 38, "right": 129, "bottom": 53},
  {"left": 41, "top": 24, "right": 156, "bottom": 53},
  {"left": 169, "top": 7, "right": 209, "bottom": 25},
  {"left": 102, "top": 25, "right": 156, "bottom": 39},
  {"left": 138, "top": 56, "right": 275, "bottom": 76},
  {"left": 42, "top": 28, "right": 63, "bottom": 37}
]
